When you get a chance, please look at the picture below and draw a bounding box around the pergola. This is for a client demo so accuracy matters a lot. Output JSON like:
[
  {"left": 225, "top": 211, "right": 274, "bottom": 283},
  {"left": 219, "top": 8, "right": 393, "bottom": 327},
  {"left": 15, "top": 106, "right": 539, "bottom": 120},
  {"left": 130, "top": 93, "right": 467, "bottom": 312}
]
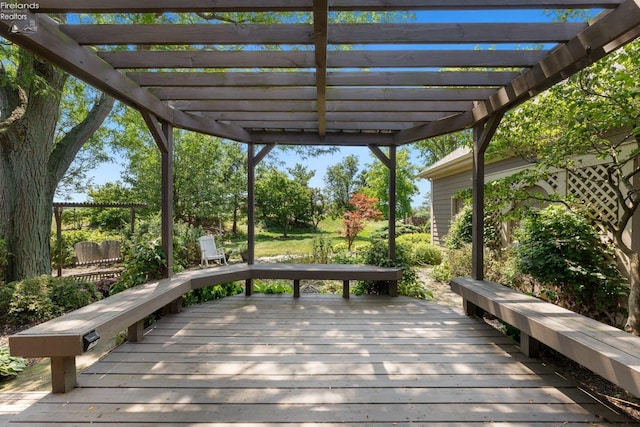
[{"left": 1, "top": 1, "right": 639, "bottom": 279}]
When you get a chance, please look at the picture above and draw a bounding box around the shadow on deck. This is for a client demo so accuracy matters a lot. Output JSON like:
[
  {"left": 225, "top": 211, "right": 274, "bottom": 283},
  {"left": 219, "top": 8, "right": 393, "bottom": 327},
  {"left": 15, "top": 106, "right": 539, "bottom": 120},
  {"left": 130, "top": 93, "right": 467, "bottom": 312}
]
[{"left": 7, "top": 294, "right": 639, "bottom": 426}]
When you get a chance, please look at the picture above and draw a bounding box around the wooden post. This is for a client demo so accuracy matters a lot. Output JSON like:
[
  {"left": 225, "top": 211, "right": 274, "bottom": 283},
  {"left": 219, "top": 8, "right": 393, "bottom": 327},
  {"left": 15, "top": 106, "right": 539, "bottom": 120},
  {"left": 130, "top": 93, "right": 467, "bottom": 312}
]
[
  {"left": 247, "top": 143, "right": 255, "bottom": 296},
  {"left": 471, "top": 125, "right": 485, "bottom": 281},
  {"left": 294, "top": 280, "right": 300, "bottom": 298},
  {"left": 368, "top": 145, "right": 397, "bottom": 261},
  {"left": 130, "top": 207, "right": 136, "bottom": 234},
  {"left": 389, "top": 145, "right": 397, "bottom": 260},
  {"left": 128, "top": 319, "right": 145, "bottom": 343},
  {"left": 54, "top": 206, "right": 63, "bottom": 277},
  {"left": 342, "top": 280, "right": 349, "bottom": 298},
  {"left": 471, "top": 113, "right": 504, "bottom": 281},
  {"left": 51, "top": 356, "right": 76, "bottom": 393},
  {"left": 520, "top": 332, "right": 541, "bottom": 358},
  {"left": 161, "top": 122, "right": 174, "bottom": 279}
]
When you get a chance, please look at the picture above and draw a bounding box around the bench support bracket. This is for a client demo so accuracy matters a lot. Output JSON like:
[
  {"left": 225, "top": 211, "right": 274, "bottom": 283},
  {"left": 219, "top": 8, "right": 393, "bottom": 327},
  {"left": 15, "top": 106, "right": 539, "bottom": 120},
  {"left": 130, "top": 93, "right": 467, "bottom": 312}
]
[
  {"left": 520, "top": 332, "right": 541, "bottom": 358},
  {"left": 51, "top": 356, "right": 76, "bottom": 393},
  {"left": 128, "top": 320, "right": 145, "bottom": 343}
]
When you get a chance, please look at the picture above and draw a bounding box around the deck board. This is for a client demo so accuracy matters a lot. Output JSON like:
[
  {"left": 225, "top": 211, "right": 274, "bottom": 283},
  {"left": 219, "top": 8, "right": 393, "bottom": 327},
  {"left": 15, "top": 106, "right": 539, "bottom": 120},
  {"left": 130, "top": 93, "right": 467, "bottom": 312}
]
[{"left": 9, "top": 294, "right": 640, "bottom": 426}]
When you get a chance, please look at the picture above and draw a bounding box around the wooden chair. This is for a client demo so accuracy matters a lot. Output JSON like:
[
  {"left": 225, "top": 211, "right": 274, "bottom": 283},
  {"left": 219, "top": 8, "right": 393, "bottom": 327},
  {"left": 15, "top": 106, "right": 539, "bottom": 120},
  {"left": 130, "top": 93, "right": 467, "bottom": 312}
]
[{"left": 198, "top": 235, "right": 227, "bottom": 267}]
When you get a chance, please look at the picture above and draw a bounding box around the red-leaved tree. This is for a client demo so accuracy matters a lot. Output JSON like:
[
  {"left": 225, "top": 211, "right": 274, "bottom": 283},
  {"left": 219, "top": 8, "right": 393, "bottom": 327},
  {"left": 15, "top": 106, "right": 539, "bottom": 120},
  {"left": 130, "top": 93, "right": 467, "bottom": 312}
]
[{"left": 343, "top": 193, "right": 382, "bottom": 250}]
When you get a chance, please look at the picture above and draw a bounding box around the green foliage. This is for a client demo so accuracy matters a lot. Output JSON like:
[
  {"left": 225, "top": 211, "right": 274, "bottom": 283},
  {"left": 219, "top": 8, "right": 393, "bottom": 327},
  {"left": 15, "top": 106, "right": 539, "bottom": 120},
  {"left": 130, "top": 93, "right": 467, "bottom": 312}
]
[
  {"left": 444, "top": 204, "right": 473, "bottom": 250},
  {"left": 370, "top": 222, "right": 423, "bottom": 240},
  {"left": 414, "top": 130, "right": 472, "bottom": 167},
  {"left": 87, "top": 183, "right": 137, "bottom": 230},
  {"left": 432, "top": 245, "right": 473, "bottom": 283},
  {"left": 49, "top": 279, "right": 102, "bottom": 314},
  {"left": 114, "top": 237, "right": 166, "bottom": 294},
  {"left": 113, "top": 217, "right": 205, "bottom": 293},
  {"left": 362, "top": 148, "right": 419, "bottom": 219},
  {"left": 0, "top": 276, "right": 101, "bottom": 326},
  {"left": 514, "top": 206, "right": 627, "bottom": 322},
  {"left": 330, "top": 244, "right": 364, "bottom": 265},
  {"left": 324, "top": 155, "right": 363, "bottom": 217},
  {"left": 396, "top": 234, "right": 442, "bottom": 266},
  {"left": 255, "top": 166, "right": 315, "bottom": 237},
  {"left": 183, "top": 282, "right": 243, "bottom": 306},
  {"left": 0, "top": 346, "right": 26, "bottom": 379},
  {"left": 312, "top": 235, "right": 333, "bottom": 264},
  {"left": 411, "top": 242, "right": 443, "bottom": 266},
  {"left": 253, "top": 280, "right": 293, "bottom": 294},
  {"left": 352, "top": 239, "right": 420, "bottom": 297}
]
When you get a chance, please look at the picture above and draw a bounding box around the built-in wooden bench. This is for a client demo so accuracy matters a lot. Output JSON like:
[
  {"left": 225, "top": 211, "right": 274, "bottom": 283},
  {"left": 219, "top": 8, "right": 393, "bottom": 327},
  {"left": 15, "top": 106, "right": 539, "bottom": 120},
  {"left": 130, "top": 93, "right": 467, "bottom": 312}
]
[
  {"left": 450, "top": 277, "right": 640, "bottom": 398},
  {"left": 10, "top": 263, "right": 402, "bottom": 393}
]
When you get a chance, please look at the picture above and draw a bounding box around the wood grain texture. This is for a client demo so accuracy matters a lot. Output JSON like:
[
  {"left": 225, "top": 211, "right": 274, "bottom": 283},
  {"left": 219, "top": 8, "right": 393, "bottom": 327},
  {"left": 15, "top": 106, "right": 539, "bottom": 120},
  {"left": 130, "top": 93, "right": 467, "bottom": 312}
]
[{"left": 11, "top": 295, "right": 637, "bottom": 425}]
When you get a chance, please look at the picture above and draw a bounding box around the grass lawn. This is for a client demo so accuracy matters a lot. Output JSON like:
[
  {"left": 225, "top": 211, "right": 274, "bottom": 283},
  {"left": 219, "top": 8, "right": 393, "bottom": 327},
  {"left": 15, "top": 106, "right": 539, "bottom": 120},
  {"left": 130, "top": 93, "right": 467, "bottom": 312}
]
[{"left": 224, "top": 218, "right": 387, "bottom": 259}]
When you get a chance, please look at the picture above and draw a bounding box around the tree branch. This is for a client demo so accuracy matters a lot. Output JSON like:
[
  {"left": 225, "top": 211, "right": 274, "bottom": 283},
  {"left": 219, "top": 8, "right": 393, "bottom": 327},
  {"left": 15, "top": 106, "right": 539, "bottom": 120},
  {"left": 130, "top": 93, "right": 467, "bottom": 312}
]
[
  {"left": 0, "top": 84, "right": 27, "bottom": 133},
  {"left": 47, "top": 92, "right": 115, "bottom": 188}
]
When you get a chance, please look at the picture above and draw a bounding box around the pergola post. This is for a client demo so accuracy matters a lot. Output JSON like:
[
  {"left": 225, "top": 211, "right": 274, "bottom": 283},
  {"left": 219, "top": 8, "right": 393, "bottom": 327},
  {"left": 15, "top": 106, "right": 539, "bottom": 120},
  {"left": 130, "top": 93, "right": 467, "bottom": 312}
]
[
  {"left": 246, "top": 143, "right": 256, "bottom": 295},
  {"left": 246, "top": 143, "right": 276, "bottom": 295},
  {"left": 161, "top": 122, "right": 174, "bottom": 278},
  {"left": 471, "top": 113, "right": 504, "bottom": 281},
  {"left": 389, "top": 146, "right": 397, "bottom": 260},
  {"left": 368, "top": 145, "right": 397, "bottom": 260}
]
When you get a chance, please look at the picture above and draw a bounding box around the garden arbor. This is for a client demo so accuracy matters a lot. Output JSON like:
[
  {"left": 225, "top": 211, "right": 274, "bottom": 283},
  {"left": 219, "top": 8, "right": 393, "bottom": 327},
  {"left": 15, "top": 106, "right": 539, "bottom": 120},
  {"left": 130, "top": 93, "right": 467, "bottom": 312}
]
[{"left": 1, "top": 1, "right": 639, "bottom": 279}]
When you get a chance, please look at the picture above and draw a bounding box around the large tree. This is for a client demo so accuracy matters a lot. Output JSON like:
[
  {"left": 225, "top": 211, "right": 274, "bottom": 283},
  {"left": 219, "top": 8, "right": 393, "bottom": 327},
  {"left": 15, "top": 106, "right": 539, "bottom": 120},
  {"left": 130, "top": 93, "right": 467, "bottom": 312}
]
[
  {"left": 324, "top": 155, "right": 362, "bottom": 217},
  {"left": 363, "top": 148, "right": 419, "bottom": 220},
  {"left": 0, "top": 47, "right": 113, "bottom": 282},
  {"left": 491, "top": 40, "right": 640, "bottom": 334}
]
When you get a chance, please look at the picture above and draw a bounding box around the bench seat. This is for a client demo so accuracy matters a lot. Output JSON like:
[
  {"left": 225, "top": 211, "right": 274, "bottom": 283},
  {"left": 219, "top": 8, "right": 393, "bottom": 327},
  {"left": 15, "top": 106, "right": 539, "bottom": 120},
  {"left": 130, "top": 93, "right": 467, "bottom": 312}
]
[
  {"left": 10, "top": 263, "right": 402, "bottom": 393},
  {"left": 450, "top": 277, "right": 640, "bottom": 398}
]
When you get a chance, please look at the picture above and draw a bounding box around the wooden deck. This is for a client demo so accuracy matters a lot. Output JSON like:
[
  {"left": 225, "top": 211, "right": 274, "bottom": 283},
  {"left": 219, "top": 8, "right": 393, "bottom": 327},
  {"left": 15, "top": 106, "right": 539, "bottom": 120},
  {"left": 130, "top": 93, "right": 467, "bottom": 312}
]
[{"left": 8, "top": 294, "right": 639, "bottom": 426}]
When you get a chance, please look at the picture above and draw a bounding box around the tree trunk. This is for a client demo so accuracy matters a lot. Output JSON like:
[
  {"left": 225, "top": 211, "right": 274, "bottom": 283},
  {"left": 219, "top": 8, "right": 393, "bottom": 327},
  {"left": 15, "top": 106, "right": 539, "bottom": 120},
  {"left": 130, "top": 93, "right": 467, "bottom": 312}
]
[
  {"left": 0, "top": 51, "right": 113, "bottom": 282},
  {"left": 0, "top": 54, "right": 67, "bottom": 282},
  {"left": 625, "top": 252, "right": 640, "bottom": 335}
]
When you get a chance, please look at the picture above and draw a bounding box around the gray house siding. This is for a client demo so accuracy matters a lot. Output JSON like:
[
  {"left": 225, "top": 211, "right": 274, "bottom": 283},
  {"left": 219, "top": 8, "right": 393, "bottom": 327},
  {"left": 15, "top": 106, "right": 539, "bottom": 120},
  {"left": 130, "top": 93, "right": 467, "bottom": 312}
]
[{"left": 427, "top": 156, "right": 530, "bottom": 246}]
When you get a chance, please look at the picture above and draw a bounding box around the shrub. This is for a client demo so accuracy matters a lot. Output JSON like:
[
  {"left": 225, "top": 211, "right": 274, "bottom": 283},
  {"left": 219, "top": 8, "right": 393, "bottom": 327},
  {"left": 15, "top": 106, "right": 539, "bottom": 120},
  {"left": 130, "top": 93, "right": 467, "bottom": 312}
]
[
  {"left": 514, "top": 205, "right": 627, "bottom": 323},
  {"left": 0, "top": 346, "right": 26, "bottom": 379},
  {"left": 113, "top": 238, "right": 166, "bottom": 294},
  {"left": 352, "top": 239, "right": 421, "bottom": 297},
  {"left": 253, "top": 280, "right": 293, "bottom": 294},
  {"left": 0, "top": 276, "right": 101, "bottom": 326},
  {"left": 395, "top": 234, "right": 442, "bottom": 267},
  {"left": 183, "top": 282, "right": 243, "bottom": 305},
  {"left": 312, "top": 235, "right": 333, "bottom": 264},
  {"left": 412, "top": 242, "right": 443, "bottom": 266},
  {"left": 444, "top": 204, "right": 501, "bottom": 252},
  {"left": 49, "top": 278, "right": 102, "bottom": 314},
  {"left": 370, "top": 222, "right": 423, "bottom": 240},
  {"left": 432, "top": 244, "right": 472, "bottom": 283}
]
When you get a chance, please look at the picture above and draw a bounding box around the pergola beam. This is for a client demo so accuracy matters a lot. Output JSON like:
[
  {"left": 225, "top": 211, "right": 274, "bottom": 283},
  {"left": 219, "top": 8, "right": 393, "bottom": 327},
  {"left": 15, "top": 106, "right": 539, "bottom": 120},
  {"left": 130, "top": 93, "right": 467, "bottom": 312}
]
[
  {"left": 128, "top": 71, "right": 521, "bottom": 88},
  {"left": 99, "top": 49, "right": 548, "bottom": 69},
  {"left": 36, "top": 0, "right": 622, "bottom": 13},
  {"left": 250, "top": 131, "right": 395, "bottom": 146},
  {"left": 174, "top": 100, "right": 472, "bottom": 113},
  {"left": 62, "top": 23, "right": 585, "bottom": 46},
  {"left": 152, "top": 87, "right": 498, "bottom": 101}
]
